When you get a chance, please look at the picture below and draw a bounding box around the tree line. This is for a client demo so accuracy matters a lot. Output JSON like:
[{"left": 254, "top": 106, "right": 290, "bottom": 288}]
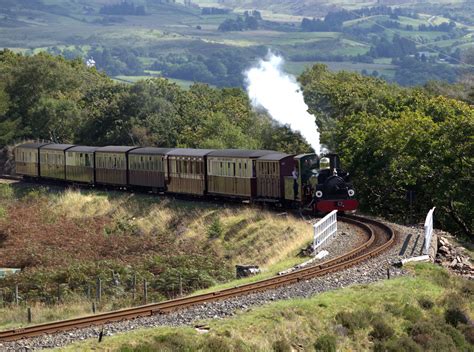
[
  {"left": 0, "top": 50, "right": 310, "bottom": 154},
  {"left": 299, "top": 64, "right": 473, "bottom": 239}
]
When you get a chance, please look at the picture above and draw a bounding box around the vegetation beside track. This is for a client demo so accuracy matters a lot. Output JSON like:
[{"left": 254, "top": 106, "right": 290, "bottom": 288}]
[
  {"left": 57, "top": 263, "right": 474, "bottom": 352},
  {"left": 0, "top": 183, "right": 313, "bottom": 329}
]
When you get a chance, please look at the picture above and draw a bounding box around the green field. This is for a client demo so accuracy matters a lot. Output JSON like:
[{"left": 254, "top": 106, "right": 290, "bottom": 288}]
[{"left": 0, "top": 0, "right": 471, "bottom": 87}]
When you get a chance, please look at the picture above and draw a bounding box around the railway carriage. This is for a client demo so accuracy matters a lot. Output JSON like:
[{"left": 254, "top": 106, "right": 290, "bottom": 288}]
[
  {"left": 256, "top": 153, "right": 295, "bottom": 201},
  {"left": 65, "top": 146, "right": 98, "bottom": 184},
  {"left": 166, "top": 149, "right": 214, "bottom": 195},
  {"left": 14, "top": 142, "right": 51, "bottom": 178},
  {"left": 95, "top": 146, "right": 139, "bottom": 186},
  {"left": 39, "top": 144, "right": 75, "bottom": 180},
  {"left": 207, "top": 150, "right": 274, "bottom": 198},
  {"left": 128, "top": 147, "right": 174, "bottom": 191}
]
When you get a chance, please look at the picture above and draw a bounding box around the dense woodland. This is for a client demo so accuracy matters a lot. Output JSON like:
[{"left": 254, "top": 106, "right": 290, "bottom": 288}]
[
  {"left": 0, "top": 49, "right": 472, "bottom": 239},
  {"left": 299, "top": 65, "right": 473, "bottom": 239},
  {"left": 0, "top": 50, "right": 310, "bottom": 153}
]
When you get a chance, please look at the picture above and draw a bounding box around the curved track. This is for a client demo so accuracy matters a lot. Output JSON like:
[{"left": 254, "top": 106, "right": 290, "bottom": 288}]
[{"left": 0, "top": 214, "right": 395, "bottom": 342}]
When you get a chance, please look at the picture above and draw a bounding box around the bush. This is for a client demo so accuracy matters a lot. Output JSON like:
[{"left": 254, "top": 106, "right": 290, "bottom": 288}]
[
  {"left": 335, "top": 310, "right": 371, "bottom": 333},
  {"left": 314, "top": 334, "right": 337, "bottom": 352},
  {"left": 201, "top": 336, "right": 232, "bottom": 352},
  {"left": 409, "top": 321, "right": 457, "bottom": 351},
  {"left": 0, "top": 184, "right": 13, "bottom": 199},
  {"left": 443, "top": 324, "right": 471, "bottom": 350},
  {"left": 402, "top": 304, "right": 422, "bottom": 323},
  {"left": 370, "top": 318, "right": 395, "bottom": 341},
  {"left": 459, "top": 280, "right": 474, "bottom": 298},
  {"left": 273, "top": 338, "right": 292, "bottom": 352},
  {"left": 418, "top": 297, "right": 434, "bottom": 310},
  {"left": 207, "top": 216, "right": 223, "bottom": 239},
  {"left": 384, "top": 303, "right": 402, "bottom": 316},
  {"left": 374, "top": 336, "right": 422, "bottom": 352},
  {"left": 445, "top": 307, "right": 469, "bottom": 327},
  {"left": 459, "top": 324, "right": 474, "bottom": 344}
]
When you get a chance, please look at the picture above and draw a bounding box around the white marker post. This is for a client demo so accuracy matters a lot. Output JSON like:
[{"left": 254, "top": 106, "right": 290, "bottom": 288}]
[{"left": 423, "top": 207, "right": 436, "bottom": 255}]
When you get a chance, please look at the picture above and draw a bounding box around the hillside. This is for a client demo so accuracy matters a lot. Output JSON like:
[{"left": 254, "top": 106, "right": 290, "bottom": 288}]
[
  {"left": 54, "top": 264, "right": 474, "bottom": 351},
  {"left": 0, "top": 182, "right": 314, "bottom": 329},
  {"left": 0, "top": 0, "right": 472, "bottom": 87}
]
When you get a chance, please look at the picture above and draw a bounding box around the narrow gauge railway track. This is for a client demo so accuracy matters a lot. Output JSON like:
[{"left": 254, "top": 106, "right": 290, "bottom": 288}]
[{"left": 0, "top": 215, "right": 395, "bottom": 342}]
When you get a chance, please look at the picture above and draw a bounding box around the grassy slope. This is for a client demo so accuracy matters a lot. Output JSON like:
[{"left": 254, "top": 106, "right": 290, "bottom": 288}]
[
  {"left": 56, "top": 263, "right": 474, "bottom": 351},
  {"left": 0, "top": 184, "right": 313, "bottom": 329}
]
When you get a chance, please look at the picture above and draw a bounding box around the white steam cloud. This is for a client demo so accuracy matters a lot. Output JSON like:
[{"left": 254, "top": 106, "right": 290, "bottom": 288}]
[{"left": 245, "top": 53, "right": 320, "bottom": 154}]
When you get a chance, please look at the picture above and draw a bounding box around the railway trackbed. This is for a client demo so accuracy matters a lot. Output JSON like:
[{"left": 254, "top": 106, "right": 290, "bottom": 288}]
[{"left": 0, "top": 215, "right": 395, "bottom": 343}]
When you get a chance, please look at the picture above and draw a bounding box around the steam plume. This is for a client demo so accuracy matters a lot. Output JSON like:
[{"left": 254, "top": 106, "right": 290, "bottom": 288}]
[{"left": 245, "top": 53, "right": 320, "bottom": 154}]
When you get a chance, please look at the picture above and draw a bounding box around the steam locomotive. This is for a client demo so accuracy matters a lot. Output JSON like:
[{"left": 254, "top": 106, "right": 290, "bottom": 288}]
[{"left": 13, "top": 143, "right": 358, "bottom": 213}]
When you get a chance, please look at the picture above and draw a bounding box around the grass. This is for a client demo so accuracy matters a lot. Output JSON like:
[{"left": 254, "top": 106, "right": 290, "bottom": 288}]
[{"left": 55, "top": 263, "right": 474, "bottom": 351}]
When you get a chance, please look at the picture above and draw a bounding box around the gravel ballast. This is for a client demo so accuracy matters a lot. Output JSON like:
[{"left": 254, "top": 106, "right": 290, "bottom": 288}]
[{"left": 1, "top": 217, "right": 432, "bottom": 351}]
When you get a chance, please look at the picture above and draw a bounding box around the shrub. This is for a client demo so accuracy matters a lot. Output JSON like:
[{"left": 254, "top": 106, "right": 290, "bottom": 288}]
[
  {"left": 201, "top": 336, "right": 232, "bottom": 352},
  {"left": 0, "top": 184, "right": 13, "bottom": 199},
  {"left": 207, "top": 216, "right": 223, "bottom": 239},
  {"left": 374, "top": 336, "right": 422, "bottom": 352},
  {"left": 335, "top": 310, "right": 371, "bottom": 333},
  {"left": 273, "top": 338, "right": 292, "bottom": 352},
  {"left": 459, "top": 280, "right": 474, "bottom": 298},
  {"left": 409, "top": 321, "right": 457, "bottom": 351},
  {"left": 443, "top": 324, "right": 471, "bottom": 350},
  {"left": 151, "top": 332, "right": 196, "bottom": 352},
  {"left": 402, "top": 304, "right": 422, "bottom": 323},
  {"left": 384, "top": 303, "right": 402, "bottom": 316},
  {"left": 445, "top": 307, "right": 469, "bottom": 327},
  {"left": 314, "top": 334, "right": 337, "bottom": 352},
  {"left": 370, "top": 318, "right": 395, "bottom": 341},
  {"left": 459, "top": 324, "right": 474, "bottom": 344},
  {"left": 417, "top": 297, "right": 434, "bottom": 310}
]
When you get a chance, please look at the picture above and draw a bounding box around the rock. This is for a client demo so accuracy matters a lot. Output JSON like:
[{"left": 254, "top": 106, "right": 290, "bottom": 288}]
[
  {"left": 449, "top": 259, "right": 458, "bottom": 267},
  {"left": 438, "top": 246, "right": 450, "bottom": 255}
]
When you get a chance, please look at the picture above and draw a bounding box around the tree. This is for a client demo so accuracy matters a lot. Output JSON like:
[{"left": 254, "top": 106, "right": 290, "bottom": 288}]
[{"left": 299, "top": 63, "right": 473, "bottom": 237}]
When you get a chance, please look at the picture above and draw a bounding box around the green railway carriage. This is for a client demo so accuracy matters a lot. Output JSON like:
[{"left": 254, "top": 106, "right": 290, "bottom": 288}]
[
  {"left": 207, "top": 150, "right": 275, "bottom": 198},
  {"left": 166, "top": 149, "right": 214, "bottom": 195},
  {"left": 128, "top": 147, "right": 175, "bottom": 190},
  {"left": 14, "top": 142, "right": 51, "bottom": 177},
  {"left": 95, "top": 146, "right": 139, "bottom": 186},
  {"left": 39, "top": 144, "right": 75, "bottom": 180},
  {"left": 65, "top": 146, "right": 98, "bottom": 184},
  {"left": 256, "top": 153, "right": 295, "bottom": 200}
]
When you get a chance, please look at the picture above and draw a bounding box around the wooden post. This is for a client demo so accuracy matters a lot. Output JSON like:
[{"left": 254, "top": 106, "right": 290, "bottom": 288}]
[
  {"left": 179, "top": 274, "right": 183, "bottom": 297},
  {"left": 15, "top": 284, "right": 19, "bottom": 305},
  {"left": 132, "top": 274, "right": 136, "bottom": 300},
  {"left": 27, "top": 307, "right": 32, "bottom": 323},
  {"left": 87, "top": 285, "right": 91, "bottom": 300},
  {"left": 386, "top": 267, "right": 391, "bottom": 280},
  {"left": 96, "top": 278, "right": 102, "bottom": 302},
  {"left": 0, "top": 288, "right": 3, "bottom": 307},
  {"left": 92, "top": 301, "right": 96, "bottom": 314},
  {"left": 143, "top": 279, "right": 147, "bottom": 305},
  {"left": 57, "top": 283, "right": 61, "bottom": 303}
]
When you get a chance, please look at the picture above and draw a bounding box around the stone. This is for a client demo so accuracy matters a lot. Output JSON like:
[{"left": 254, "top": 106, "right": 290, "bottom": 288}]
[{"left": 438, "top": 246, "right": 450, "bottom": 255}]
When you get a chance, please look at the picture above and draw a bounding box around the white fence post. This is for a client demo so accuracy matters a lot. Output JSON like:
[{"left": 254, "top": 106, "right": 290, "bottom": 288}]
[
  {"left": 423, "top": 207, "right": 436, "bottom": 255},
  {"left": 313, "top": 210, "right": 338, "bottom": 254}
]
